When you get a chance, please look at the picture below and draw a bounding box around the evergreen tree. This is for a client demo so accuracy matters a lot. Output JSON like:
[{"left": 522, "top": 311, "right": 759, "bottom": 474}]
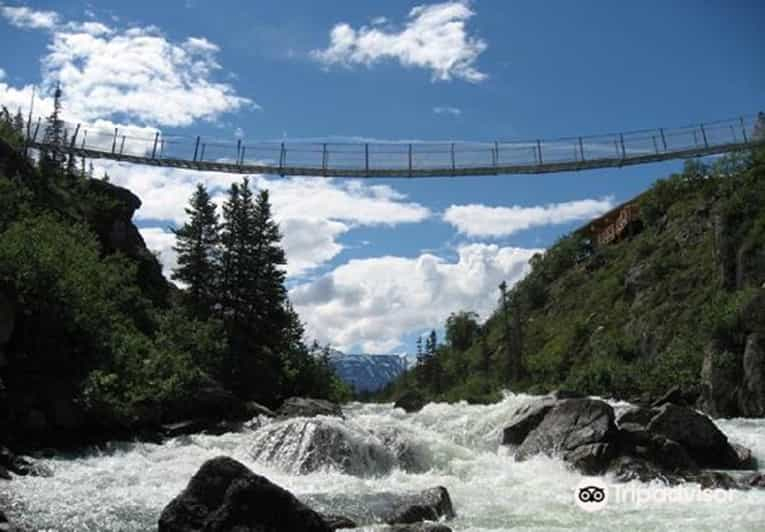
[
  {"left": 172, "top": 183, "right": 221, "bottom": 319},
  {"left": 40, "top": 83, "right": 67, "bottom": 175},
  {"left": 498, "top": 281, "right": 524, "bottom": 384},
  {"left": 499, "top": 281, "right": 514, "bottom": 383},
  {"left": 415, "top": 335, "right": 428, "bottom": 387},
  {"left": 218, "top": 178, "right": 292, "bottom": 399},
  {"left": 425, "top": 330, "right": 442, "bottom": 394},
  {"left": 250, "top": 189, "right": 288, "bottom": 343},
  {"left": 219, "top": 178, "right": 260, "bottom": 324}
]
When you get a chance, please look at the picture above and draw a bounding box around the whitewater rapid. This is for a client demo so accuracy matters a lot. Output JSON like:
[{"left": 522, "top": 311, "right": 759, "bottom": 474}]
[{"left": 2, "top": 393, "right": 765, "bottom": 531}]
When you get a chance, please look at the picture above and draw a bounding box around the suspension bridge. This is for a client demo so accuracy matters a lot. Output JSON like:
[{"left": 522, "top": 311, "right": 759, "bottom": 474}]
[{"left": 25, "top": 114, "right": 765, "bottom": 178}]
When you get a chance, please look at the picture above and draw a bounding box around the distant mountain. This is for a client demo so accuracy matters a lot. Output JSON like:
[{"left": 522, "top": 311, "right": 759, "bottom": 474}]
[{"left": 327, "top": 350, "right": 408, "bottom": 393}]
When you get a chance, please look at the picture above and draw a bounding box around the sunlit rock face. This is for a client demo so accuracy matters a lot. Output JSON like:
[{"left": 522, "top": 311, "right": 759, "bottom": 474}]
[{"left": 328, "top": 350, "right": 408, "bottom": 393}]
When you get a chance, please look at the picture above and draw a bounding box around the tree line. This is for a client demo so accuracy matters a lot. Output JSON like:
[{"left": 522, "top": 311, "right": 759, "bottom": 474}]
[{"left": 171, "top": 179, "right": 348, "bottom": 403}]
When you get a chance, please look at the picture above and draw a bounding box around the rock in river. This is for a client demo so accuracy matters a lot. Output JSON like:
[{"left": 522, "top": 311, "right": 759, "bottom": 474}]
[{"left": 158, "top": 456, "right": 331, "bottom": 532}]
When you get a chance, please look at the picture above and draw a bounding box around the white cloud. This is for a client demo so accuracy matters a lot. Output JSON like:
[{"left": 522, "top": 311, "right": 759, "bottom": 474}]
[
  {"left": 93, "top": 161, "right": 430, "bottom": 277},
  {"left": 44, "top": 26, "right": 253, "bottom": 126},
  {"left": 249, "top": 176, "right": 430, "bottom": 227},
  {"left": 1, "top": 5, "right": 60, "bottom": 29},
  {"left": 312, "top": 1, "right": 487, "bottom": 83},
  {"left": 280, "top": 218, "right": 349, "bottom": 277},
  {"left": 139, "top": 227, "right": 177, "bottom": 278},
  {"left": 291, "top": 243, "right": 539, "bottom": 352},
  {"left": 433, "top": 106, "right": 461, "bottom": 116},
  {"left": 0, "top": 7, "right": 253, "bottom": 128},
  {"left": 65, "top": 20, "right": 113, "bottom": 36},
  {"left": 443, "top": 197, "right": 615, "bottom": 237}
]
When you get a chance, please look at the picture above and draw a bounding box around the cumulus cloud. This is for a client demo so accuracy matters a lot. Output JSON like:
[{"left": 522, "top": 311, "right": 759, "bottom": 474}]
[
  {"left": 433, "top": 106, "right": 461, "bottom": 116},
  {"left": 443, "top": 197, "right": 615, "bottom": 237},
  {"left": 0, "top": 5, "right": 59, "bottom": 29},
  {"left": 93, "top": 161, "right": 430, "bottom": 277},
  {"left": 312, "top": 1, "right": 487, "bottom": 83},
  {"left": 291, "top": 243, "right": 539, "bottom": 352},
  {"left": 0, "top": 7, "right": 253, "bottom": 127}
]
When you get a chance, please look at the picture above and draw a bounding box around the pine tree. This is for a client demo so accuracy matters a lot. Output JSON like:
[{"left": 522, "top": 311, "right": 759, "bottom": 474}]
[
  {"left": 172, "top": 183, "right": 221, "bottom": 319},
  {"left": 499, "top": 281, "right": 514, "bottom": 383},
  {"left": 41, "top": 83, "right": 67, "bottom": 175},
  {"left": 499, "top": 281, "right": 523, "bottom": 383},
  {"left": 219, "top": 178, "right": 259, "bottom": 324},
  {"left": 425, "top": 330, "right": 442, "bottom": 394},
  {"left": 251, "top": 189, "right": 288, "bottom": 340}
]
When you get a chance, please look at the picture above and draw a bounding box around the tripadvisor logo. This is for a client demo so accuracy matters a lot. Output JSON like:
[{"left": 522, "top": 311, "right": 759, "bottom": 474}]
[{"left": 574, "top": 478, "right": 608, "bottom": 512}]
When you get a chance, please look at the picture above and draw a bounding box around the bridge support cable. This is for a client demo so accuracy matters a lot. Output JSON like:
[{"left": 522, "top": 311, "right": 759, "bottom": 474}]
[{"left": 21, "top": 113, "right": 764, "bottom": 179}]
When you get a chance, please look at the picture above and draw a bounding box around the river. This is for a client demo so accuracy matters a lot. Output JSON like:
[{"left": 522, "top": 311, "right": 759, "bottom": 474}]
[{"left": 2, "top": 393, "right": 764, "bottom": 531}]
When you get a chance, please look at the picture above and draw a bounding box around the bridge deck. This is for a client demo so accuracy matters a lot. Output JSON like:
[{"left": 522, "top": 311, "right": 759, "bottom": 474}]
[{"left": 25, "top": 114, "right": 763, "bottom": 178}]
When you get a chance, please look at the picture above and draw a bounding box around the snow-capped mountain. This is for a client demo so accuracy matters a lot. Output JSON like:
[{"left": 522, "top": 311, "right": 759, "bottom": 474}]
[{"left": 326, "top": 349, "right": 408, "bottom": 393}]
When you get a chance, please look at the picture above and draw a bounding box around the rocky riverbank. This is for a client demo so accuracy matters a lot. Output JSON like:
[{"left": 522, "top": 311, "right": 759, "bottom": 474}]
[{"left": 502, "top": 391, "right": 762, "bottom": 489}]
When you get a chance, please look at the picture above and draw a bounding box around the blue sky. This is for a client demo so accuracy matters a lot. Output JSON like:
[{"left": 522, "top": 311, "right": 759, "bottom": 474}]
[{"left": 1, "top": 1, "right": 763, "bottom": 353}]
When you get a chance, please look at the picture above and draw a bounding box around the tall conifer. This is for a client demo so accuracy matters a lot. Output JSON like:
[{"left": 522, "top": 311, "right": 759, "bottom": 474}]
[{"left": 172, "top": 183, "right": 221, "bottom": 318}]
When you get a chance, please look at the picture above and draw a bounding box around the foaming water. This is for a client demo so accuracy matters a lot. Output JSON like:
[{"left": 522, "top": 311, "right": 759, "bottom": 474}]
[{"left": 2, "top": 393, "right": 764, "bottom": 531}]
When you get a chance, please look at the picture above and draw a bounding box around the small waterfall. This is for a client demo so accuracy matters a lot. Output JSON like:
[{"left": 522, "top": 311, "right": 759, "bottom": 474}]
[{"left": 249, "top": 416, "right": 397, "bottom": 476}]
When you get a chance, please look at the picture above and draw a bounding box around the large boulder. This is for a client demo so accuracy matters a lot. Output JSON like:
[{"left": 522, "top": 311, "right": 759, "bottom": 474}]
[
  {"left": 563, "top": 442, "right": 615, "bottom": 475},
  {"left": 158, "top": 456, "right": 331, "bottom": 532},
  {"left": 651, "top": 385, "right": 697, "bottom": 408},
  {"left": 515, "top": 399, "right": 616, "bottom": 461},
  {"left": 249, "top": 417, "right": 395, "bottom": 476},
  {"left": 277, "top": 397, "right": 344, "bottom": 419},
  {"left": 0, "top": 446, "right": 52, "bottom": 478},
  {"left": 501, "top": 397, "right": 555, "bottom": 446},
  {"left": 616, "top": 406, "right": 658, "bottom": 427},
  {"left": 394, "top": 392, "right": 427, "bottom": 413},
  {"left": 304, "top": 487, "right": 454, "bottom": 527},
  {"left": 645, "top": 404, "right": 743, "bottom": 469}
]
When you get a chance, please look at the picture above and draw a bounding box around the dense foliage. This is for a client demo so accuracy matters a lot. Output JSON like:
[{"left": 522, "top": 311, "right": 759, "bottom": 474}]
[
  {"left": 379, "top": 147, "right": 765, "bottom": 404},
  {"left": 0, "top": 95, "right": 348, "bottom": 444}
]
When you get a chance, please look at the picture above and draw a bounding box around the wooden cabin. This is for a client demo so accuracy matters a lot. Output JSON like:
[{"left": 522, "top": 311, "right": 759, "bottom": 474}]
[{"left": 577, "top": 201, "right": 641, "bottom": 248}]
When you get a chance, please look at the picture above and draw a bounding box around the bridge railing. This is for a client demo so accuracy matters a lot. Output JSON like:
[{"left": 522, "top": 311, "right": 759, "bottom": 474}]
[{"left": 25, "top": 114, "right": 762, "bottom": 175}]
